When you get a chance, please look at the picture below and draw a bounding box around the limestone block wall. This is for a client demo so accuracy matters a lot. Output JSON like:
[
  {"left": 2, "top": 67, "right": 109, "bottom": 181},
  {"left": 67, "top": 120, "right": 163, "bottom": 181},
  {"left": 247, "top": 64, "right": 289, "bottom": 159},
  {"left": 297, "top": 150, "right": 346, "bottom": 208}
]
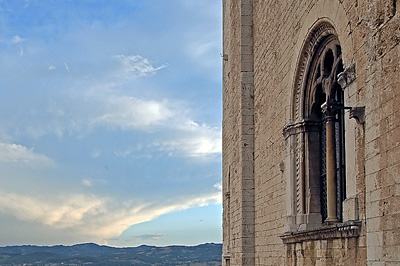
[
  {"left": 222, "top": 0, "right": 255, "bottom": 265},
  {"left": 222, "top": 0, "right": 400, "bottom": 265},
  {"left": 362, "top": 1, "right": 400, "bottom": 264},
  {"left": 222, "top": 0, "right": 243, "bottom": 264}
]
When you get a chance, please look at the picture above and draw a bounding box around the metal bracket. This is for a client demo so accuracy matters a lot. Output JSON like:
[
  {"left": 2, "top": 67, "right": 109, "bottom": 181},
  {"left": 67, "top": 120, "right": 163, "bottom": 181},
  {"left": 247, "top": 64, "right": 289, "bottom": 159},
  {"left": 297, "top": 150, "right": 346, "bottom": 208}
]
[
  {"left": 321, "top": 101, "right": 351, "bottom": 115},
  {"left": 321, "top": 101, "right": 365, "bottom": 124}
]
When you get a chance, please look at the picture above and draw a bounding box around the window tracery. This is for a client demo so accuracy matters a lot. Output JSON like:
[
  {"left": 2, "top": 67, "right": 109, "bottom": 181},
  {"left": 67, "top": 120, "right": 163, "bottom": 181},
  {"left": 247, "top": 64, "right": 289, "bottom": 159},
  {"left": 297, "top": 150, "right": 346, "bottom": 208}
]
[
  {"left": 308, "top": 36, "right": 345, "bottom": 223},
  {"left": 283, "top": 22, "right": 347, "bottom": 232}
]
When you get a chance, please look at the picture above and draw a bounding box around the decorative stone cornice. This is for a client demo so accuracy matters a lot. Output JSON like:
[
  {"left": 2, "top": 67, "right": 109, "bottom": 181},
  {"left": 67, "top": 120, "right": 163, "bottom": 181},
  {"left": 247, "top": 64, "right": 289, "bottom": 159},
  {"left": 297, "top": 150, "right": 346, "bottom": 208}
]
[{"left": 279, "top": 220, "right": 361, "bottom": 244}]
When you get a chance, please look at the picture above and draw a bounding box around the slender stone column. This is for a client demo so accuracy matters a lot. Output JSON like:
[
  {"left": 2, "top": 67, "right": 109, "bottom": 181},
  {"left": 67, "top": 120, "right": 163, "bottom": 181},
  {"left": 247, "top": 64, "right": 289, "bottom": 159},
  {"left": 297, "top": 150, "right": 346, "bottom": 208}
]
[{"left": 324, "top": 108, "right": 339, "bottom": 224}]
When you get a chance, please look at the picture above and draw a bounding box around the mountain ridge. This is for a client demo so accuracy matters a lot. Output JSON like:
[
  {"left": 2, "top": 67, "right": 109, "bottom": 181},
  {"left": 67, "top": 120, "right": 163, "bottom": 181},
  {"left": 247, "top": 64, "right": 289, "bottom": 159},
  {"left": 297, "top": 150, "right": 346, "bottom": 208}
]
[{"left": 0, "top": 242, "right": 222, "bottom": 266}]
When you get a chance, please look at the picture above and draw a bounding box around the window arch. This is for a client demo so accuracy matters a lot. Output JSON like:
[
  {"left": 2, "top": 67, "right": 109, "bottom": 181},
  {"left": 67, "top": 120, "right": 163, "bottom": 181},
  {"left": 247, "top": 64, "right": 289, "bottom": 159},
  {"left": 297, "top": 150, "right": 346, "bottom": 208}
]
[
  {"left": 283, "top": 22, "right": 346, "bottom": 231},
  {"left": 306, "top": 36, "right": 345, "bottom": 223}
]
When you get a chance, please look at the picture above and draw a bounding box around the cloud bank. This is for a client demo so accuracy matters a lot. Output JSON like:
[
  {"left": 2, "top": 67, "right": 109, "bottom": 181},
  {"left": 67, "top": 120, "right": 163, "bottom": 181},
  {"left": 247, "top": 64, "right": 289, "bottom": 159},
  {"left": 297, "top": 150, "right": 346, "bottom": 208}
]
[{"left": 0, "top": 186, "right": 221, "bottom": 240}]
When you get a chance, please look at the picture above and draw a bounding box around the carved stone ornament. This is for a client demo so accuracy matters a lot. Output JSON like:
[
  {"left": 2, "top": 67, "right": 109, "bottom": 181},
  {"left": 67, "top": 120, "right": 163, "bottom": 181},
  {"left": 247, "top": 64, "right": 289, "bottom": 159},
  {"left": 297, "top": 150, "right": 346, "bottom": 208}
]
[{"left": 337, "top": 64, "right": 356, "bottom": 89}]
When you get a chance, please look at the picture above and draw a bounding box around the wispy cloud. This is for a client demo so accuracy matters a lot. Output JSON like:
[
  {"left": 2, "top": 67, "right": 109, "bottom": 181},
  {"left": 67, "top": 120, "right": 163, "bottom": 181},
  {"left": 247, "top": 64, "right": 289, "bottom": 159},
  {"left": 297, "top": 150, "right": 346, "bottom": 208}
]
[
  {"left": 0, "top": 142, "right": 53, "bottom": 165},
  {"left": 149, "top": 119, "right": 221, "bottom": 157},
  {"left": 64, "top": 62, "right": 70, "bottom": 73},
  {"left": 188, "top": 40, "right": 217, "bottom": 59},
  {"left": 91, "top": 150, "right": 101, "bottom": 158},
  {"left": 134, "top": 234, "right": 165, "bottom": 241},
  {"left": 213, "top": 182, "right": 222, "bottom": 191},
  {"left": 90, "top": 94, "right": 221, "bottom": 158},
  {"left": 114, "top": 149, "right": 133, "bottom": 158},
  {"left": 93, "top": 96, "right": 174, "bottom": 129},
  {"left": 11, "top": 35, "right": 24, "bottom": 44},
  {"left": 113, "top": 55, "right": 167, "bottom": 79},
  {"left": 81, "top": 179, "right": 92, "bottom": 187},
  {"left": 23, "top": 0, "right": 33, "bottom": 8}
]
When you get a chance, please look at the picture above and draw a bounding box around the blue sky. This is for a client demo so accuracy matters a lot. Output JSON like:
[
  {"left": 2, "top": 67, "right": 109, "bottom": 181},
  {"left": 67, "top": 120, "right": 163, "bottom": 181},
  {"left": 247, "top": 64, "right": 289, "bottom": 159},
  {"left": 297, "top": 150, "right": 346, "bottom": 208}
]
[{"left": 0, "top": 0, "right": 222, "bottom": 247}]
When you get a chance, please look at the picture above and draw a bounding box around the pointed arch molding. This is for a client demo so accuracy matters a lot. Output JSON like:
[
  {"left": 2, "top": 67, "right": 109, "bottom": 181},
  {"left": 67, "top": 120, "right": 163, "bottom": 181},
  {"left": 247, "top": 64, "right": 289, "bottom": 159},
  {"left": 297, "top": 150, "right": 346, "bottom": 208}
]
[
  {"left": 292, "top": 21, "right": 337, "bottom": 122},
  {"left": 284, "top": 22, "right": 338, "bottom": 232},
  {"left": 283, "top": 20, "right": 358, "bottom": 239}
]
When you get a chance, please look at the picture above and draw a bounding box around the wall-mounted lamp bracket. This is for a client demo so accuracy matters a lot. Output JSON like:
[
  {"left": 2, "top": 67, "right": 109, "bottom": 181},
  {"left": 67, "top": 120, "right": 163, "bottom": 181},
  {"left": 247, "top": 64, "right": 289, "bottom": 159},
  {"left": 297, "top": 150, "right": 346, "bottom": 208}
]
[
  {"left": 321, "top": 101, "right": 365, "bottom": 124},
  {"left": 321, "top": 101, "right": 351, "bottom": 114}
]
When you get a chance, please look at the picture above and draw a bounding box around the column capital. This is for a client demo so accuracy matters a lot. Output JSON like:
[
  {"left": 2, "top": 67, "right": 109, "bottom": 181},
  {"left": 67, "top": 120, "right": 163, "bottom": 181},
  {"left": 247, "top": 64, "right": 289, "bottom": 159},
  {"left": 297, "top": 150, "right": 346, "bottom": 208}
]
[{"left": 321, "top": 100, "right": 339, "bottom": 118}]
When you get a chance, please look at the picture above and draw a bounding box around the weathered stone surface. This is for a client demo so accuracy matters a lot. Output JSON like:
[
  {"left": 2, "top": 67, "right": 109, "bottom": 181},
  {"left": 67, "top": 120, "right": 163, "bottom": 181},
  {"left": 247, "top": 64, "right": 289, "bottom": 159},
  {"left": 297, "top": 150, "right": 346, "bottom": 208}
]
[{"left": 223, "top": 0, "right": 400, "bottom": 265}]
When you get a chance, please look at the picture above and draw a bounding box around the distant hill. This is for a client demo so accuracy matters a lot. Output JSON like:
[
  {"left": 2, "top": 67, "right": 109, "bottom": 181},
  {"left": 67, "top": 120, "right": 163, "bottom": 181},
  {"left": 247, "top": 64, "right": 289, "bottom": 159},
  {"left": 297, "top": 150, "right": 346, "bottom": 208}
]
[{"left": 0, "top": 242, "right": 222, "bottom": 266}]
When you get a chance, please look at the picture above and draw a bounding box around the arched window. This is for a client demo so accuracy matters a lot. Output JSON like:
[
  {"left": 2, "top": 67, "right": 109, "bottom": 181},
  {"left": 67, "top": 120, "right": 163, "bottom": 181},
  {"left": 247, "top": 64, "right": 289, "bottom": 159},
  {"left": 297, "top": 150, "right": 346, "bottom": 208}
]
[
  {"left": 306, "top": 36, "right": 345, "bottom": 223},
  {"left": 282, "top": 22, "right": 347, "bottom": 231}
]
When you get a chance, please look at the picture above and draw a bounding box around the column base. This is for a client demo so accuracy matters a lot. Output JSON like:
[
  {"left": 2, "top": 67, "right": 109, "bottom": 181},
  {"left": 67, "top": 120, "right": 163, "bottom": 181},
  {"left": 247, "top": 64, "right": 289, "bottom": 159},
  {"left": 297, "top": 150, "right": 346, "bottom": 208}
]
[{"left": 324, "top": 217, "right": 339, "bottom": 225}]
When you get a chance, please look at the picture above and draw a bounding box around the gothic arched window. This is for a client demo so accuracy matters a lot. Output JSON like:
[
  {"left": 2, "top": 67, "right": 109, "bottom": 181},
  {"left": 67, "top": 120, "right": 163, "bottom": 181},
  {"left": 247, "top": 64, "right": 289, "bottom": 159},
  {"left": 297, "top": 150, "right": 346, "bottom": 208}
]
[
  {"left": 306, "top": 36, "right": 345, "bottom": 223},
  {"left": 283, "top": 22, "right": 347, "bottom": 231}
]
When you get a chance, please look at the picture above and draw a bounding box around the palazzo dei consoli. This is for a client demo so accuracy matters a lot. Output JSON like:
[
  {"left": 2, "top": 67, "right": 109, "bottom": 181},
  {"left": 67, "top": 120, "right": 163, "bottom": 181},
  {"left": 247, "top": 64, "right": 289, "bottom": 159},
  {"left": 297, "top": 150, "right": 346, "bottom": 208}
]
[{"left": 222, "top": 0, "right": 400, "bottom": 265}]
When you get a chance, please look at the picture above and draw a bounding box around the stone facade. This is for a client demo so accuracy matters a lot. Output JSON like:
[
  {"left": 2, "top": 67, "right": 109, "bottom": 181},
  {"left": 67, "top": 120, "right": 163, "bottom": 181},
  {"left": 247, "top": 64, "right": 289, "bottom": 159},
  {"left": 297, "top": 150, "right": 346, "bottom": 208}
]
[{"left": 222, "top": 0, "right": 400, "bottom": 265}]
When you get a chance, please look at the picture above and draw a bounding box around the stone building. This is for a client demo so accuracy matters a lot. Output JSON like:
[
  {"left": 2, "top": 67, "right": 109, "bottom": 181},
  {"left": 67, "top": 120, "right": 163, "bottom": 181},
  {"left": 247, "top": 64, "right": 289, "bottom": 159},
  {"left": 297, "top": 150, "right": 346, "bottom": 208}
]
[{"left": 222, "top": 0, "right": 400, "bottom": 265}]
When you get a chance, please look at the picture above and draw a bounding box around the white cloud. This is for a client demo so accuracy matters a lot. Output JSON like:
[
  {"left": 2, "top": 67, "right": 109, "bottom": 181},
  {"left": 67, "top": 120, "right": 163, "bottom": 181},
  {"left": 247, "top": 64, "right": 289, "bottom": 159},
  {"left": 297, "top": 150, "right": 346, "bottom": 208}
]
[
  {"left": 156, "top": 120, "right": 221, "bottom": 157},
  {"left": 14, "top": 82, "right": 221, "bottom": 159},
  {"left": 114, "top": 55, "right": 167, "bottom": 79},
  {"left": 90, "top": 92, "right": 221, "bottom": 157},
  {"left": 134, "top": 234, "right": 165, "bottom": 241},
  {"left": 18, "top": 46, "right": 24, "bottom": 56},
  {"left": 189, "top": 40, "right": 216, "bottom": 58},
  {"left": 93, "top": 96, "right": 174, "bottom": 129},
  {"left": 213, "top": 182, "right": 222, "bottom": 191},
  {"left": 186, "top": 38, "right": 220, "bottom": 75},
  {"left": 81, "top": 179, "right": 92, "bottom": 187},
  {"left": 64, "top": 62, "right": 70, "bottom": 73},
  {"left": 91, "top": 150, "right": 101, "bottom": 158},
  {"left": 90, "top": 95, "right": 221, "bottom": 158},
  {"left": 11, "top": 35, "right": 24, "bottom": 44},
  {"left": 114, "top": 149, "right": 132, "bottom": 158},
  {"left": 91, "top": 191, "right": 221, "bottom": 239},
  {"left": 0, "top": 192, "right": 105, "bottom": 229},
  {"left": 0, "top": 142, "right": 53, "bottom": 165},
  {"left": 10, "top": 36, "right": 25, "bottom": 56},
  {"left": 0, "top": 188, "right": 221, "bottom": 240}
]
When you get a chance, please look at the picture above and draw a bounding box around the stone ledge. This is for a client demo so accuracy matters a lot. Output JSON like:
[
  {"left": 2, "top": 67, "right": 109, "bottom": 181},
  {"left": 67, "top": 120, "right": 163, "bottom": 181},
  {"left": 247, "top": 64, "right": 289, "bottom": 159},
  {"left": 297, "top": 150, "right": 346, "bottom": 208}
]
[{"left": 279, "top": 220, "right": 361, "bottom": 244}]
